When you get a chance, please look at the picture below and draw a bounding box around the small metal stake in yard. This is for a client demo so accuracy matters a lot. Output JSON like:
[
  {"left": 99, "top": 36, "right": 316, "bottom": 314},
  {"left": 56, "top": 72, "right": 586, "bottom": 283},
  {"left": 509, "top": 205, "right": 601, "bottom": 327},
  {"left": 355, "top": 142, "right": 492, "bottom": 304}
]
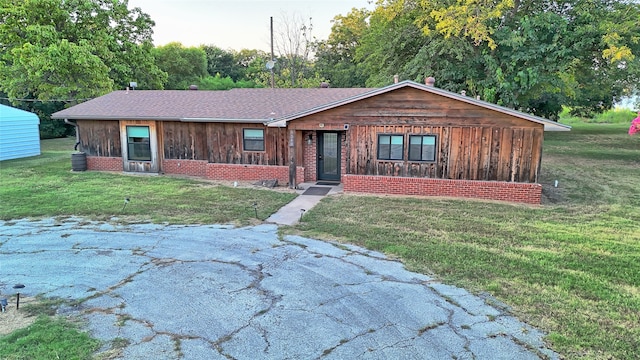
[
  {"left": 122, "top": 197, "right": 130, "bottom": 211},
  {"left": 253, "top": 202, "right": 258, "bottom": 218},
  {"left": 13, "top": 284, "right": 25, "bottom": 310},
  {"left": 300, "top": 209, "right": 306, "bottom": 221}
]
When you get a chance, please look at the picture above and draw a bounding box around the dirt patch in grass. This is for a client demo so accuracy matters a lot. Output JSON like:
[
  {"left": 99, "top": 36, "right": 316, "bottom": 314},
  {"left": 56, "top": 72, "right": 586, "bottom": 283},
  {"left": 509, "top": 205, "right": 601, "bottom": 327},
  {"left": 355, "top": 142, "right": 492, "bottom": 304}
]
[{"left": 0, "top": 296, "right": 38, "bottom": 336}]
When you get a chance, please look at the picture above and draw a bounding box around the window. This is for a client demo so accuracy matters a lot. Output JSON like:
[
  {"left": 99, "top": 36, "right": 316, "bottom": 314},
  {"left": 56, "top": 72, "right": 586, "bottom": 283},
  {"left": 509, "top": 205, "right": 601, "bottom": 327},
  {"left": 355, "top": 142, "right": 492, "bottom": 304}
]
[
  {"left": 378, "top": 134, "right": 404, "bottom": 160},
  {"left": 409, "top": 135, "right": 437, "bottom": 162},
  {"left": 243, "top": 129, "right": 265, "bottom": 151},
  {"left": 126, "top": 126, "right": 151, "bottom": 161}
]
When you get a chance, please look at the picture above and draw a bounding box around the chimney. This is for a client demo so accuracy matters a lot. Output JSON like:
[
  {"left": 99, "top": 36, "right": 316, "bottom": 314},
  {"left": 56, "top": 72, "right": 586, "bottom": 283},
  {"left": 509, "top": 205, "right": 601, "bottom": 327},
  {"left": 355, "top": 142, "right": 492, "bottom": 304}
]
[
  {"left": 394, "top": 75, "right": 399, "bottom": 84},
  {"left": 425, "top": 77, "right": 435, "bottom": 86}
]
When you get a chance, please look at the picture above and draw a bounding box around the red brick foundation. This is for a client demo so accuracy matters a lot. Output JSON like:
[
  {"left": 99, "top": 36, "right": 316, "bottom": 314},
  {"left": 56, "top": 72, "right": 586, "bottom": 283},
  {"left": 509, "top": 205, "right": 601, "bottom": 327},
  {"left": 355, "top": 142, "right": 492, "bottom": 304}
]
[
  {"left": 85, "top": 157, "right": 306, "bottom": 186},
  {"left": 343, "top": 175, "right": 542, "bottom": 204},
  {"left": 87, "top": 156, "right": 122, "bottom": 171},
  {"left": 162, "top": 159, "right": 207, "bottom": 177},
  {"left": 205, "top": 163, "right": 305, "bottom": 186}
]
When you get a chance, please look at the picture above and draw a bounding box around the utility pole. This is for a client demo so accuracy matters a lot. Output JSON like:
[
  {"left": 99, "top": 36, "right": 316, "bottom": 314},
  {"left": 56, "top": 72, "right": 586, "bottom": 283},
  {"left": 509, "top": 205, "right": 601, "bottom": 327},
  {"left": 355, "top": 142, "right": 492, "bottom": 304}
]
[{"left": 270, "top": 16, "right": 275, "bottom": 89}]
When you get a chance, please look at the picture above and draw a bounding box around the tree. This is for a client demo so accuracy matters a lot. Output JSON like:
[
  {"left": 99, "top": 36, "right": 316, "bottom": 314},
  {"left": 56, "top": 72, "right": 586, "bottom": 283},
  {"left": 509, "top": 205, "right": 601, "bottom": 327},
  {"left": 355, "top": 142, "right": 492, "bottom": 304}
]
[
  {"left": 345, "top": 0, "right": 640, "bottom": 118},
  {"left": 0, "top": 0, "right": 166, "bottom": 102},
  {"left": 202, "top": 45, "right": 244, "bottom": 81},
  {"left": 229, "top": 48, "right": 277, "bottom": 87},
  {"left": 153, "top": 42, "right": 208, "bottom": 90},
  {"left": 314, "top": 8, "right": 370, "bottom": 88},
  {"left": 416, "top": 0, "right": 640, "bottom": 116},
  {"left": 273, "top": 13, "right": 320, "bottom": 87}
]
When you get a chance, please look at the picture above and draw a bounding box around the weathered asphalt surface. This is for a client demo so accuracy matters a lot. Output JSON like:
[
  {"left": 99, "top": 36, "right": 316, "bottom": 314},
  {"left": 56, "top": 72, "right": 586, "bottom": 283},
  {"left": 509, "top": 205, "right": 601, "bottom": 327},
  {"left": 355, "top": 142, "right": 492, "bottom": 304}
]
[{"left": 0, "top": 217, "right": 557, "bottom": 359}]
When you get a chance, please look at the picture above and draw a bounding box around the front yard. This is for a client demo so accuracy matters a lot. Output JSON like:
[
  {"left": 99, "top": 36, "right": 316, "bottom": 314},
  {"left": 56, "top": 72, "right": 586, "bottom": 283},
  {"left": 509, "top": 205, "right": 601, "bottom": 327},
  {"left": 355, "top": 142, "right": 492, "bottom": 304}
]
[{"left": 1, "top": 119, "right": 638, "bottom": 359}]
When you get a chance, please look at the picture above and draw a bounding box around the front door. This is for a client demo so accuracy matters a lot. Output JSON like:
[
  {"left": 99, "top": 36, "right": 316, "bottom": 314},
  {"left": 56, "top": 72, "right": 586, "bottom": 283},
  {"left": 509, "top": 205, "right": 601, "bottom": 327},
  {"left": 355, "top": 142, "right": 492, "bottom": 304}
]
[{"left": 317, "top": 131, "right": 340, "bottom": 181}]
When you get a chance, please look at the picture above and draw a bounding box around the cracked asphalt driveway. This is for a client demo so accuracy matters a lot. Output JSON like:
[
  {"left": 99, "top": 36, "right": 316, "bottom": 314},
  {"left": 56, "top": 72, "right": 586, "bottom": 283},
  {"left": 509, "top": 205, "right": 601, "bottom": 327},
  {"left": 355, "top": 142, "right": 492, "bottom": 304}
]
[{"left": 0, "top": 218, "right": 557, "bottom": 359}]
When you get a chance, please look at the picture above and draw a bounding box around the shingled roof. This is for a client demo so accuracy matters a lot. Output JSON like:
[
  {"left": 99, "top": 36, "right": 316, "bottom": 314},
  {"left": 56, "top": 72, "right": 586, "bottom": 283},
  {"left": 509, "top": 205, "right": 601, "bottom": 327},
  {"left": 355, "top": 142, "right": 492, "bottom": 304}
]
[
  {"left": 52, "top": 81, "right": 570, "bottom": 131},
  {"left": 52, "top": 87, "right": 373, "bottom": 122}
]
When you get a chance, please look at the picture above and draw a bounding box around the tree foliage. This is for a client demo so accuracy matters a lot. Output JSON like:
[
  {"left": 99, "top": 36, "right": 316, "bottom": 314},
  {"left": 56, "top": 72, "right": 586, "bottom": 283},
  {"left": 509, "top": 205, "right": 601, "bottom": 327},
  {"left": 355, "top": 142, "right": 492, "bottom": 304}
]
[
  {"left": 202, "top": 45, "right": 244, "bottom": 81},
  {"left": 326, "top": 0, "right": 640, "bottom": 118},
  {"left": 271, "top": 13, "right": 326, "bottom": 88},
  {"left": 153, "top": 42, "right": 208, "bottom": 89},
  {"left": 314, "top": 8, "right": 370, "bottom": 88},
  {"left": 0, "top": 0, "right": 166, "bottom": 102}
]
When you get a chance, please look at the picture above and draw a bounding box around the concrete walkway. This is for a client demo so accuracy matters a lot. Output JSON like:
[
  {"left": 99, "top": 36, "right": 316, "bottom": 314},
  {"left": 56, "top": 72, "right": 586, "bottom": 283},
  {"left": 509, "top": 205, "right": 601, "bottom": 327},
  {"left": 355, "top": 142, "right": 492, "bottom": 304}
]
[{"left": 266, "top": 182, "right": 343, "bottom": 225}]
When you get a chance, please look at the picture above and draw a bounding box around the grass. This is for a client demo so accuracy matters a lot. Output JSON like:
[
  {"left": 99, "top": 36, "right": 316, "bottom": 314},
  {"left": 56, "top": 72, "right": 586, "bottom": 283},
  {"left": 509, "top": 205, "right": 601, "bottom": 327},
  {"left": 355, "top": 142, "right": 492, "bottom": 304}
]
[
  {"left": 291, "top": 120, "right": 640, "bottom": 359},
  {"left": 0, "top": 137, "right": 297, "bottom": 224},
  {"left": 559, "top": 107, "right": 637, "bottom": 124},
  {"left": 0, "top": 316, "right": 100, "bottom": 360}
]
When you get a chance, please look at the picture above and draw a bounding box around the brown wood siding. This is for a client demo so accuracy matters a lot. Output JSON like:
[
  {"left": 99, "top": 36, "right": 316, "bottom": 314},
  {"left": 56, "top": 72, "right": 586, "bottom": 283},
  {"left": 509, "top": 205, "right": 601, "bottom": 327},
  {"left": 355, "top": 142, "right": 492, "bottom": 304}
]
[
  {"left": 340, "top": 124, "right": 543, "bottom": 182},
  {"left": 288, "top": 87, "right": 545, "bottom": 183},
  {"left": 163, "top": 122, "right": 208, "bottom": 160},
  {"left": 212, "top": 124, "right": 288, "bottom": 165},
  {"left": 77, "top": 120, "right": 121, "bottom": 157}
]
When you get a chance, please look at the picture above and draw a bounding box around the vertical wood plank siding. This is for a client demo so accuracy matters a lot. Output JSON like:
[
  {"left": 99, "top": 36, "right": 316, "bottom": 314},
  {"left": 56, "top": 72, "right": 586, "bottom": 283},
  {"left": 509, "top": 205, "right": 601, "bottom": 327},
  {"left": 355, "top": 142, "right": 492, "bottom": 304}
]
[
  {"left": 163, "top": 122, "right": 208, "bottom": 160},
  {"left": 78, "top": 120, "right": 121, "bottom": 157},
  {"left": 204, "top": 123, "right": 288, "bottom": 165},
  {"left": 343, "top": 124, "right": 541, "bottom": 182},
  {"left": 79, "top": 121, "right": 288, "bottom": 167}
]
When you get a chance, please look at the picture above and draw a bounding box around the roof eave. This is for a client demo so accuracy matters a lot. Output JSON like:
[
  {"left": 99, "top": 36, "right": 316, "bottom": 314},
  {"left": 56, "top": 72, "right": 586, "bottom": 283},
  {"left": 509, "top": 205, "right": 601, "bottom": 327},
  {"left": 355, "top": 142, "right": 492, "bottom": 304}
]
[
  {"left": 50, "top": 115, "right": 269, "bottom": 124},
  {"left": 268, "top": 80, "right": 572, "bottom": 132},
  {"left": 51, "top": 115, "right": 182, "bottom": 121},
  {"left": 180, "top": 118, "right": 268, "bottom": 124}
]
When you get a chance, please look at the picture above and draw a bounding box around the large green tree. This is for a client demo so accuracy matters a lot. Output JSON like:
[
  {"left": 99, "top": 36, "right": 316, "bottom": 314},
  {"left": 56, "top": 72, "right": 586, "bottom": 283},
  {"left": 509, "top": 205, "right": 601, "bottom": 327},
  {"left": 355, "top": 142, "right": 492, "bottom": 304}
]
[
  {"left": 201, "top": 45, "right": 244, "bottom": 81},
  {"left": 153, "top": 42, "right": 207, "bottom": 90},
  {"left": 0, "top": 0, "right": 166, "bottom": 102},
  {"left": 314, "top": 8, "right": 369, "bottom": 88},
  {"left": 343, "top": 0, "right": 640, "bottom": 118}
]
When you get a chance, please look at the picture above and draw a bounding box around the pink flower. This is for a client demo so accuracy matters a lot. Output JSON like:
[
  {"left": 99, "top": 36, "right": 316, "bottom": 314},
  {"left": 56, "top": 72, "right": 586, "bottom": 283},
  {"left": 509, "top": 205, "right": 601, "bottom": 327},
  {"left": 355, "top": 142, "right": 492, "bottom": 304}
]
[{"left": 630, "top": 115, "right": 640, "bottom": 136}]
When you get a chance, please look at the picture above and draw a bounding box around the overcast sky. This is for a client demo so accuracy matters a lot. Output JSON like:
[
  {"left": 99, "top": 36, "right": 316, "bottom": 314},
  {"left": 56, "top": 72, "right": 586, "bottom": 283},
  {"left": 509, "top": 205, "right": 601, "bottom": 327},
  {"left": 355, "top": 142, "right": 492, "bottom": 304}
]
[{"left": 126, "top": 0, "right": 374, "bottom": 51}]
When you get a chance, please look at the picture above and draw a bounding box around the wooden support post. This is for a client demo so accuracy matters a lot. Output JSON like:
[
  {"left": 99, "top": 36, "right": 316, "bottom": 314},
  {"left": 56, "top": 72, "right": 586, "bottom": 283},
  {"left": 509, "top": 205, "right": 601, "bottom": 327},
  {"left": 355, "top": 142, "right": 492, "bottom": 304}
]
[{"left": 289, "top": 129, "right": 296, "bottom": 189}]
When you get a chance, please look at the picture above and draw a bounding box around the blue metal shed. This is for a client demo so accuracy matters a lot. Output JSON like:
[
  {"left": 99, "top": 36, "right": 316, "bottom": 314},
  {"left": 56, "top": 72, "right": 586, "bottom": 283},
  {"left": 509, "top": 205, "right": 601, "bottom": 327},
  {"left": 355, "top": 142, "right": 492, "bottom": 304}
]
[{"left": 0, "top": 104, "right": 41, "bottom": 161}]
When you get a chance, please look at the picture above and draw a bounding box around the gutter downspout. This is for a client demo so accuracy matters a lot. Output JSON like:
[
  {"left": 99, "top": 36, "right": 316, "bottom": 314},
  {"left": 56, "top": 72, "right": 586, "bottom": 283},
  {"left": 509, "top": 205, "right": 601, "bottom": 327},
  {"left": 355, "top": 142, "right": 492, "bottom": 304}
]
[{"left": 64, "top": 119, "right": 81, "bottom": 151}]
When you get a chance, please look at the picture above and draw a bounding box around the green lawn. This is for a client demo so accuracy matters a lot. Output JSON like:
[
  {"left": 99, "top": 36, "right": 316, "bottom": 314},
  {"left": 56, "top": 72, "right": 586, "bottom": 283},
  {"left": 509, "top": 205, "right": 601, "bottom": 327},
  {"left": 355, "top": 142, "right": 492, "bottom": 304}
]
[
  {"left": 0, "top": 316, "right": 100, "bottom": 360},
  {"left": 292, "top": 121, "right": 640, "bottom": 359},
  {"left": 0, "top": 137, "right": 297, "bottom": 224}
]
